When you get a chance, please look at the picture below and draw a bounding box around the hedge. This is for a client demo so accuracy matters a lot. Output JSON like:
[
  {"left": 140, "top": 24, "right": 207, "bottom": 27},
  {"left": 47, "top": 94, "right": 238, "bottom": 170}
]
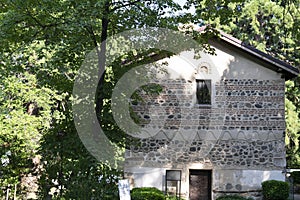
[
  {"left": 131, "top": 187, "right": 165, "bottom": 200},
  {"left": 261, "top": 180, "right": 289, "bottom": 200},
  {"left": 216, "top": 195, "right": 253, "bottom": 200}
]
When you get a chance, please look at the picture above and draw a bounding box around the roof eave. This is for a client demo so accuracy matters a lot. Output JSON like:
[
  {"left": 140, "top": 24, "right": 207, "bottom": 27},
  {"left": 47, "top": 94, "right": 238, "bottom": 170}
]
[{"left": 219, "top": 31, "right": 299, "bottom": 80}]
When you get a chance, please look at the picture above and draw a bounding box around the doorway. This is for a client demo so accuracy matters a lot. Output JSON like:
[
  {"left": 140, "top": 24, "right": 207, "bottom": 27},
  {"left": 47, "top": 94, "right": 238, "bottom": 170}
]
[{"left": 189, "top": 169, "right": 212, "bottom": 200}]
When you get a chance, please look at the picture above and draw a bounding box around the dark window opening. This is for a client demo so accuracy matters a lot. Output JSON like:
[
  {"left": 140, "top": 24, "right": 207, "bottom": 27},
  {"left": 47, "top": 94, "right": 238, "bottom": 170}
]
[
  {"left": 196, "top": 80, "right": 211, "bottom": 105},
  {"left": 165, "top": 170, "right": 181, "bottom": 198}
]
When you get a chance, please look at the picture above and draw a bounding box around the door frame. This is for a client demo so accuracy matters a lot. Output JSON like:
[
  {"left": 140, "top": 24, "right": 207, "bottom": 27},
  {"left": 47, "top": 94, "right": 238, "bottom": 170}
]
[{"left": 188, "top": 169, "right": 212, "bottom": 200}]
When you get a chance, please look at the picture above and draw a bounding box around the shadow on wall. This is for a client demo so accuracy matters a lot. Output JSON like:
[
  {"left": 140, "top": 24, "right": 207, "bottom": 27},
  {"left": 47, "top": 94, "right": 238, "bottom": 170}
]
[{"left": 220, "top": 49, "right": 282, "bottom": 81}]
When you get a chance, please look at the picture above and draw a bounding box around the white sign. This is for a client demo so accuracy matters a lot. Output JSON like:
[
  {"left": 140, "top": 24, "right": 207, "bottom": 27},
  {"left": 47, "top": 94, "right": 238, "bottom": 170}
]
[{"left": 118, "top": 179, "right": 131, "bottom": 200}]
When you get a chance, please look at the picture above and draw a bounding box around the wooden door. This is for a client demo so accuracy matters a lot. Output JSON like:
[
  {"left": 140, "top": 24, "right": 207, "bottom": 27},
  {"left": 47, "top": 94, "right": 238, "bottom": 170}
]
[{"left": 189, "top": 170, "right": 212, "bottom": 200}]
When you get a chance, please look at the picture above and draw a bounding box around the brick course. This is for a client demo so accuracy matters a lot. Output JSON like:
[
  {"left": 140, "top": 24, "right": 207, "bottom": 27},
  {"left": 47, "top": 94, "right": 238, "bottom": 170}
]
[{"left": 126, "top": 78, "right": 286, "bottom": 170}]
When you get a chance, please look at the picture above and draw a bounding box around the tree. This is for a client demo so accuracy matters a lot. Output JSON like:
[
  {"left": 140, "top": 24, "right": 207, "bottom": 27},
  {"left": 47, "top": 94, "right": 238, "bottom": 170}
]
[
  {"left": 285, "top": 81, "right": 300, "bottom": 167},
  {"left": 194, "top": 0, "right": 300, "bottom": 66},
  {"left": 0, "top": 0, "right": 235, "bottom": 198},
  {"left": 0, "top": 56, "right": 63, "bottom": 198}
]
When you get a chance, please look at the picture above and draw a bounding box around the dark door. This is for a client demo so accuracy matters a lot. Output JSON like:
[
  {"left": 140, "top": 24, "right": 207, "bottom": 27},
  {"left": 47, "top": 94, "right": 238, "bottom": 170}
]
[{"left": 189, "top": 170, "right": 212, "bottom": 200}]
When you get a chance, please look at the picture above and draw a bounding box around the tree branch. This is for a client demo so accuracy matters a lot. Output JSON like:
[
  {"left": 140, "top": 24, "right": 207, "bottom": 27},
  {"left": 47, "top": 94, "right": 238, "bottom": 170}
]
[
  {"left": 95, "top": 0, "right": 110, "bottom": 119},
  {"left": 84, "top": 25, "right": 99, "bottom": 49},
  {"left": 111, "top": 0, "right": 141, "bottom": 12},
  {"left": 26, "top": 9, "right": 45, "bottom": 28}
]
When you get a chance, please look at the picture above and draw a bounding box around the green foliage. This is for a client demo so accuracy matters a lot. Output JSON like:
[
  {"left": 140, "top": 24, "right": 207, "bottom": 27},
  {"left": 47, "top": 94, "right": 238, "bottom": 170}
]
[
  {"left": 185, "top": 0, "right": 244, "bottom": 26},
  {"left": 1, "top": 0, "right": 208, "bottom": 198},
  {"left": 0, "top": 61, "right": 61, "bottom": 197},
  {"left": 285, "top": 95, "right": 300, "bottom": 167},
  {"left": 291, "top": 171, "right": 300, "bottom": 184},
  {"left": 0, "top": 0, "right": 221, "bottom": 198},
  {"left": 5, "top": 22, "right": 71, "bottom": 200},
  {"left": 38, "top": 129, "right": 122, "bottom": 199},
  {"left": 285, "top": 79, "right": 300, "bottom": 168},
  {"left": 261, "top": 180, "right": 289, "bottom": 200},
  {"left": 131, "top": 187, "right": 165, "bottom": 200},
  {"left": 214, "top": 0, "right": 300, "bottom": 67},
  {"left": 166, "top": 195, "right": 185, "bottom": 200},
  {"left": 216, "top": 195, "right": 253, "bottom": 200}
]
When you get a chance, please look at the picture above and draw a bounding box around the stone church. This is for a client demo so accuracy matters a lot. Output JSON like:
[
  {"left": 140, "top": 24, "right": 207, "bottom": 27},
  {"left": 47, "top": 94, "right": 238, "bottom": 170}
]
[{"left": 123, "top": 32, "right": 299, "bottom": 200}]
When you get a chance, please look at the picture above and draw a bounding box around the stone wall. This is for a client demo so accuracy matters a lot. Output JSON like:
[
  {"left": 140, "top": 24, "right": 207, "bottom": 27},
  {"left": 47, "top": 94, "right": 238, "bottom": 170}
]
[{"left": 126, "top": 78, "right": 286, "bottom": 170}]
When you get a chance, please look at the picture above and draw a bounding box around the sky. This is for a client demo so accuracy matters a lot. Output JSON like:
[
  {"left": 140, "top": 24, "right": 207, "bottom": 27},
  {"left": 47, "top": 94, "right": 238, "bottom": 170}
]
[
  {"left": 173, "top": 0, "right": 196, "bottom": 14},
  {"left": 174, "top": 0, "right": 185, "bottom": 6}
]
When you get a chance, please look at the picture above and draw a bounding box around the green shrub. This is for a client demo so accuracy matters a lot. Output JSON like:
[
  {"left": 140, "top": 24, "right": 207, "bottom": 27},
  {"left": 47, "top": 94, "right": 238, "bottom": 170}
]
[
  {"left": 166, "top": 195, "right": 185, "bottom": 200},
  {"left": 216, "top": 195, "right": 252, "bottom": 200},
  {"left": 291, "top": 171, "right": 300, "bottom": 184},
  {"left": 261, "top": 180, "right": 289, "bottom": 200},
  {"left": 131, "top": 187, "right": 164, "bottom": 194},
  {"left": 131, "top": 187, "right": 165, "bottom": 200}
]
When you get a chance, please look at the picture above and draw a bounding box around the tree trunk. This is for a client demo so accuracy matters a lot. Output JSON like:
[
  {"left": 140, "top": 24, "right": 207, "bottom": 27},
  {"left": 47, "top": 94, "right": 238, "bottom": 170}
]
[{"left": 95, "top": 1, "right": 109, "bottom": 121}]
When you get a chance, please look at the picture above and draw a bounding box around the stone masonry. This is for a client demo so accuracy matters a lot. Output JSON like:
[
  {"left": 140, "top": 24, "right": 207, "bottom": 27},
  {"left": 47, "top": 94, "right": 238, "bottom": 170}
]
[{"left": 126, "top": 78, "right": 286, "bottom": 170}]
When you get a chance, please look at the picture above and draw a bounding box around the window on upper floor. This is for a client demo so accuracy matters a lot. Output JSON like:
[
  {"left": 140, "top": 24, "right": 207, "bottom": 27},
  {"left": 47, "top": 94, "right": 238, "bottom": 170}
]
[{"left": 196, "top": 79, "right": 211, "bottom": 105}]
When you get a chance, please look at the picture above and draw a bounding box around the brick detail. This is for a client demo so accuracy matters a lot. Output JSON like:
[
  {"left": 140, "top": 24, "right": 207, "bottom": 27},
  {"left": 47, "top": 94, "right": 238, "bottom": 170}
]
[{"left": 126, "top": 79, "right": 286, "bottom": 169}]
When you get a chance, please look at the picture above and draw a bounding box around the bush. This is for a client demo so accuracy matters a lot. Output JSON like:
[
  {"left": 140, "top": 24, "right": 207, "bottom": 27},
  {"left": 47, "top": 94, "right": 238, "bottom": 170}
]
[
  {"left": 261, "top": 180, "right": 289, "bottom": 200},
  {"left": 166, "top": 195, "right": 185, "bottom": 200},
  {"left": 216, "top": 195, "right": 252, "bottom": 200},
  {"left": 131, "top": 187, "right": 165, "bottom": 200},
  {"left": 291, "top": 171, "right": 300, "bottom": 184}
]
